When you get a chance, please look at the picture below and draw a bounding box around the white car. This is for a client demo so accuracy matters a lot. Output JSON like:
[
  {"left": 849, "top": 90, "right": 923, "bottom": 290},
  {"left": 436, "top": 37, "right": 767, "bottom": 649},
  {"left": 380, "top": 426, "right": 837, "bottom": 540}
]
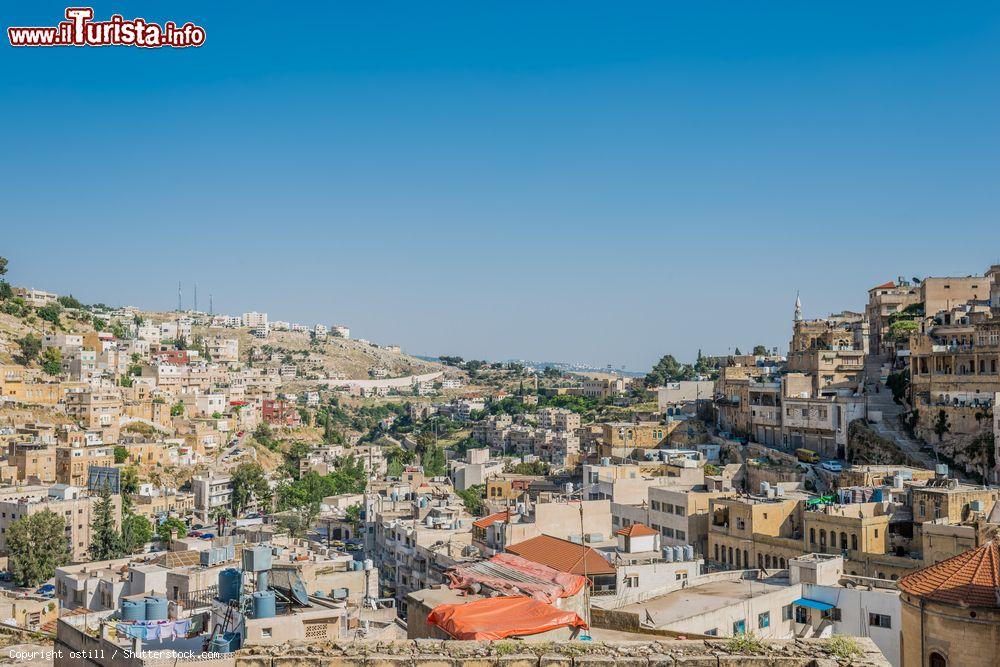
[{"left": 819, "top": 460, "right": 843, "bottom": 473}]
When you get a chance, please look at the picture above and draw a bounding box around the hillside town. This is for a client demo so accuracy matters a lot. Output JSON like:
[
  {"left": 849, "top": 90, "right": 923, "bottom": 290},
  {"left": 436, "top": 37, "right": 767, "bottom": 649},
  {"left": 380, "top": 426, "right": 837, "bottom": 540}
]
[{"left": 0, "top": 256, "right": 996, "bottom": 666}]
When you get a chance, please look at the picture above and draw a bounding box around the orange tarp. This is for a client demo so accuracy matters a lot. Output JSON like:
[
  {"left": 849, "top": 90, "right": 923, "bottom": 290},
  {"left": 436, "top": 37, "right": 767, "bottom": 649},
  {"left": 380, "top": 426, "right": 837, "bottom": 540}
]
[{"left": 427, "top": 596, "right": 588, "bottom": 640}]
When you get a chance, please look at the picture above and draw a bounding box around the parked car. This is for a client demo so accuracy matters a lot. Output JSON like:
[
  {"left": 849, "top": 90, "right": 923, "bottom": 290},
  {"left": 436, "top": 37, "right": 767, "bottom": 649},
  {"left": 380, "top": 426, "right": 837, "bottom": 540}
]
[{"left": 819, "top": 460, "right": 843, "bottom": 473}]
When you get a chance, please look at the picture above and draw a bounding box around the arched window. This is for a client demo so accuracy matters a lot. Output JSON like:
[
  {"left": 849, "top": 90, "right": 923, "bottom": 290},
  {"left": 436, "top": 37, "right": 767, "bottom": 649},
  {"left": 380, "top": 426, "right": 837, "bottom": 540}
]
[
  {"left": 765, "top": 554, "right": 771, "bottom": 569},
  {"left": 715, "top": 544, "right": 719, "bottom": 562},
  {"left": 819, "top": 529, "right": 826, "bottom": 547},
  {"left": 736, "top": 549, "right": 741, "bottom": 568},
  {"left": 758, "top": 553, "right": 763, "bottom": 569},
  {"left": 779, "top": 557, "right": 785, "bottom": 569},
  {"left": 744, "top": 550, "right": 749, "bottom": 569},
  {"left": 728, "top": 547, "right": 734, "bottom": 566},
  {"left": 840, "top": 532, "right": 848, "bottom": 550},
  {"left": 851, "top": 534, "right": 858, "bottom": 551},
  {"left": 810, "top": 528, "right": 816, "bottom": 544},
  {"left": 930, "top": 652, "right": 947, "bottom": 667}
]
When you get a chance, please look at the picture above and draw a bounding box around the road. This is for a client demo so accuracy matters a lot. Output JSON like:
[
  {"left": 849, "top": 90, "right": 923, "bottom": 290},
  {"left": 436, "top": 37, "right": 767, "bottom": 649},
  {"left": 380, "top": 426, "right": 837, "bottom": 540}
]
[{"left": 863, "top": 355, "right": 971, "bottom": 480}]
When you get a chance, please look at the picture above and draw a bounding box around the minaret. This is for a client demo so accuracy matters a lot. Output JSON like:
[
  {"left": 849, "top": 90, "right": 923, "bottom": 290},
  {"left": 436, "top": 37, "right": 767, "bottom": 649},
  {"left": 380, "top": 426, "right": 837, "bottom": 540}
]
[{"left": 794, "top": 291, "right": 802, "bottom": 322}]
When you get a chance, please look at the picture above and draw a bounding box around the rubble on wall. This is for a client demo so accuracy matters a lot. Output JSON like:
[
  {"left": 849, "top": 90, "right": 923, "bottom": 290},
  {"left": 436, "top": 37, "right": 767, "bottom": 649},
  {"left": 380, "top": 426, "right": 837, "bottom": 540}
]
[{"left": 235, "top": 637, "right": 890, "bottom": 666}]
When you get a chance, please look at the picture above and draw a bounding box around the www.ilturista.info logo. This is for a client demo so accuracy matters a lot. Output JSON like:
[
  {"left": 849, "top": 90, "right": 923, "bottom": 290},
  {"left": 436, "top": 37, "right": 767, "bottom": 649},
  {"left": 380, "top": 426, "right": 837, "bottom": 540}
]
[{"left": 8, "top": 7, "right": 205, "bottom": 48}]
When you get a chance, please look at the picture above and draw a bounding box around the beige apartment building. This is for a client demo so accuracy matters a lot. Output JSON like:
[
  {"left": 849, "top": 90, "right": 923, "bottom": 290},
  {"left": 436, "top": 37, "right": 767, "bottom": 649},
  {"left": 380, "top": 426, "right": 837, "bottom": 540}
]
[
  {"left": 708, "top": 494, "right": 806, "bottom": 572},
  {"left": 64, "top": 388, "right": 122, "bottom": 440},
  {"left": 597, "top": 421, "right": 676, "bottom": 459},
  {"left": 56, "top": 443, "right": 115, "bottom": 487},
  {"left": 7, "top": 442, "right": 56, "bottom": 483},
  {"left": 866, "top": 279, "right": 922, "bottom": 356}
]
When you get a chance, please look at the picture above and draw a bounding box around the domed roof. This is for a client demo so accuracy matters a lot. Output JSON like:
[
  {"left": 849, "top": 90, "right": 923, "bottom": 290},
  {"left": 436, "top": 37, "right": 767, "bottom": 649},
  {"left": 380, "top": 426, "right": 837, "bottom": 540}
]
[{"left": 898, "top": 541, "right": 1000, "bottom": 608}]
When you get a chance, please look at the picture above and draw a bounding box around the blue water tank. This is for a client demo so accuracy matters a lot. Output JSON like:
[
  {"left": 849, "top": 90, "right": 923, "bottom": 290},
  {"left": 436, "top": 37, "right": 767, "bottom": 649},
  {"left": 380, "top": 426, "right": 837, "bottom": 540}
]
[
  {"left": 218, "top": 568, "right": 241, "bottom": 603},
  {"left": 121, "top": 599, "right": 146, "bottom": 622},
  {"left": 252, "top": 590, "right": 276, "bottom": 619},
  {"left": 209, "top": 631, "right": 242, "bottom": 653},
  {"left": 684, "top": 545, "right": 695, "bottom": 561},
  {"left": 144, "top": 595, "right": 168, "bottom": 621}
]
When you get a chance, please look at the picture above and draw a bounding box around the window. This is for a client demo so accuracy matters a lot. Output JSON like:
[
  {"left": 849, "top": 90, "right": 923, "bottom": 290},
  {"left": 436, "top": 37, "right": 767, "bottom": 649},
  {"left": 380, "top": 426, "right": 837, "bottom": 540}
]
[
  {"left": 736, "top": 518, "right": 746, "bottom": 530},
  {"left": 930, "top": 652, "right": 947, "bottom": 667},
  {"left": 733, "top": 619, "right": 746, "bottom": 635},
  {"left": 758, "top": 611, "right": 770, "bottom": 629},
  {"left": 704, "top": 628, "right": 718, "bottom": 637},
  {"left": 782, "top": 604, "right": 792, "bottom": 621},
  {"left": 675, "top": 571, "right": 688, "bottom": 581},
  {"left": 663, "top": 527, "right": 674, "bottom": 537},
  {"left": 663, "top": 503, "right": 673, "bottom": 514},
  {"left": 869, "top": 613, "right": 891, "bottom": 628},
  {"left": 261, "top": 628, "right": 272, "bottom": 638},
  {"left": 674, "top": 506, "right": 685, "bottom": 517},
  {"left": 714, "top": 544, "right": 719, "bottom": 561},
  {"left": 676, "top": 530, "right": 686, "bottom": 540},
  {"left": 624, "top": 575, "right": 639, "bottom": 588},
  {"left": 795, "top": 606, "right": 810, "bottom": 624},
  {"left": 651, "top": 501, "right": 660, "bottom": 511}
]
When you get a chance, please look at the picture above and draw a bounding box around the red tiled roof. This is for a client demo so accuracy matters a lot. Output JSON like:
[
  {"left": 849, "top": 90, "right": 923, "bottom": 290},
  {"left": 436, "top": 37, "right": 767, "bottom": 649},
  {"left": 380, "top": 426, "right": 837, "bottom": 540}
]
[
  {"left": 472, "top": 510, "right": 509, "bottom": 529},
  {"left": 898, "top": 541, "right": 1000, "bottom": 608},
  {"left": 615, "top": 523, "right": 658, "bottom": 537},
  {"left": 871, "top": 280, "right": 896, "bottom": 291},
  {"left": 506, "top": 534, "right": 616, "bottom": 576}
]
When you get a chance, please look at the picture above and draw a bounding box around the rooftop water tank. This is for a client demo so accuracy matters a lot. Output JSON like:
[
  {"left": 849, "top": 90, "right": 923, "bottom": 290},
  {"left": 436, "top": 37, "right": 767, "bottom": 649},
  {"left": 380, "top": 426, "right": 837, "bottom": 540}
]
[
  {"left": 673, "top": 546, "right": 684, "bottom": 561},
  {"left": 363, "top": 559, "right": 373, "bottom": 571},
  {"left": 684, "top": 545, "right": 695, "bottom": 561},
  {"left": 144, "top": 595, "right": 168, "bottom": 621},
  {"left": 600, "top": 457, "right": 611, "bottom": 466},
  {"left": 120, "top": 599, "right": 145, "bottom": 622},
  {"left": 760, "top": 481, "right": 771, "bottom": 496},
  {"left": 662, "top": 547, "right": 674, "bottom": 562},
  {"left": 218, "top": 568, "right": 242, "bottom": 603},
  {"left": 252, "top": 590, "right": 276, "bottom": 619}
]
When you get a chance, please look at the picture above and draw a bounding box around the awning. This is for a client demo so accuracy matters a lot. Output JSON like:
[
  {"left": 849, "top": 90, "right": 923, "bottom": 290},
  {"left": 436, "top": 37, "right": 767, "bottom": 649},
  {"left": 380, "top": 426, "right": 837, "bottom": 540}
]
[{"left": 793, "top": 598, "right": 834, "bottom": 611}]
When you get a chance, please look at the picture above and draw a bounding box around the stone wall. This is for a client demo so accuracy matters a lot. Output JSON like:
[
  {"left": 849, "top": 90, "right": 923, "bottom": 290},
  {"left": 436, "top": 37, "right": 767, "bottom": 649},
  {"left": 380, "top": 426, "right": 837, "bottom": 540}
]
[
  {"left": 235, "top": 638, "right": 890, "bottom": 666},
  {"left": 847, "top": 420, "right": 915, "bottom": 466}
]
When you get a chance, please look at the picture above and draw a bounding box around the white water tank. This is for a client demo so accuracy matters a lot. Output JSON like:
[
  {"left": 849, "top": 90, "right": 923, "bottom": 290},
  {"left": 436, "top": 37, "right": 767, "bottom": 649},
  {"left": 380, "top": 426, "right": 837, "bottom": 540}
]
[{"left": 760, "top": 481, "right": 771, "bottom": 496}]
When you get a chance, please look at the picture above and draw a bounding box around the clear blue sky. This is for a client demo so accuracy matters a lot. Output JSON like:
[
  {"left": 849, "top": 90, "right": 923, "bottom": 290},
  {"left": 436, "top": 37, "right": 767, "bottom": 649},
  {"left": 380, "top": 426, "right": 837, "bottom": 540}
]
[{"left": 4, "top": 2, "right": 1000, "bottom": 370}]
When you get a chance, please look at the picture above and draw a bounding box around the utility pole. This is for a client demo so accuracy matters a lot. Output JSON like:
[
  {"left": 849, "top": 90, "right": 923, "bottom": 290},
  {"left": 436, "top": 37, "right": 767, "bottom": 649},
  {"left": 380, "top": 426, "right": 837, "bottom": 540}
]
[
  {"left": 194, "top": 283, "right": 198, "bottom": 313},
  {"left": 210, "top": 294, "right": 214, "bottom": 316},
  {"left": 177, "top": 281, "right": 182, "bottom": 312}
]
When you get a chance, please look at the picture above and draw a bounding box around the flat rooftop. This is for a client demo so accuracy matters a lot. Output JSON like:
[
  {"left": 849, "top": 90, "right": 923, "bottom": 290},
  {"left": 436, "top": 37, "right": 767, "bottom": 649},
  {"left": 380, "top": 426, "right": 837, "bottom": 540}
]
[{"left": 618, "top": 576, "right": 790, "bottom": 629}]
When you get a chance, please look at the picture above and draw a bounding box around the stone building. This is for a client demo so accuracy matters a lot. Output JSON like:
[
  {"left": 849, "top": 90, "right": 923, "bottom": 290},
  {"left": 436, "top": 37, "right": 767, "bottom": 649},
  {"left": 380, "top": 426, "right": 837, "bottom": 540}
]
[{"left": 898, "top": 539, "right": 1000, "bottom": 667}]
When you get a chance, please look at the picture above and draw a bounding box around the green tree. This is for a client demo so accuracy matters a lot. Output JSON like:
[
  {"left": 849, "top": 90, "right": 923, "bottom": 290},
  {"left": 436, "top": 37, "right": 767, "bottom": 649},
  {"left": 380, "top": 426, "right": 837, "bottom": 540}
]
[
  {"left": 37, "top": 303, "right": 62, "bottom": 327},
  {"left": 0, "top": 256, "right": 7, "bottom": 276},
  {"left": 156, "top": 516, "right": 188, "bottom": 543},
  {"left": 965, "top": 433, "right": 996, "bottom": 488},
  {"left": 169, "top": 401, "right": 185, "bottom": 417},
  {"left": 41, "top": 346, "right": 62, "bottom": 375},
  {"left": 645, "top": 354, "right": 695, "bottom": 386},
  {"left": 933, "top": 409, "right": 951, "bottom": 443},
  {"left": 420, "top": 443, "right": 447, "bottom": 477},
  {"left": 752, "top": 345, "right": 768, "bottom": 356},
  {"left": 344, "top": 503, "right": 363, "bottom": 527},
  {"left": 57, "top": 295, "right": 84, "bottom": 310},
  {"left": 284, "top": 441, "right": 312, "bottom": 479},
  {"left": 113, "top": 446, "right": 129, "bottom": 464},
  {"left": 121, "top": 514, "right": 153, "bottom": 553},
  {"left": 456, "top": 484, "right": 486, "bottom": 516},
  {"left": 120, "top": 466, "right": 139, "bottom": 510},
  {"left": 231, "top": 462, "right": 271, "bottom": 515},
  {"left": 885, "top": 371, "right": 910, "bottom": 406},
  {"left": 17, "top": 334, "right": 41, "bottom": 364},
  {"left": 0, "top": 281, "right": 11, "bottom": 301},
  {"left": 7, "top": 510, "right": 70, "bottom": 587},
  {"left": 89, "top": 485, "right": 124, "bottom": 561}
]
